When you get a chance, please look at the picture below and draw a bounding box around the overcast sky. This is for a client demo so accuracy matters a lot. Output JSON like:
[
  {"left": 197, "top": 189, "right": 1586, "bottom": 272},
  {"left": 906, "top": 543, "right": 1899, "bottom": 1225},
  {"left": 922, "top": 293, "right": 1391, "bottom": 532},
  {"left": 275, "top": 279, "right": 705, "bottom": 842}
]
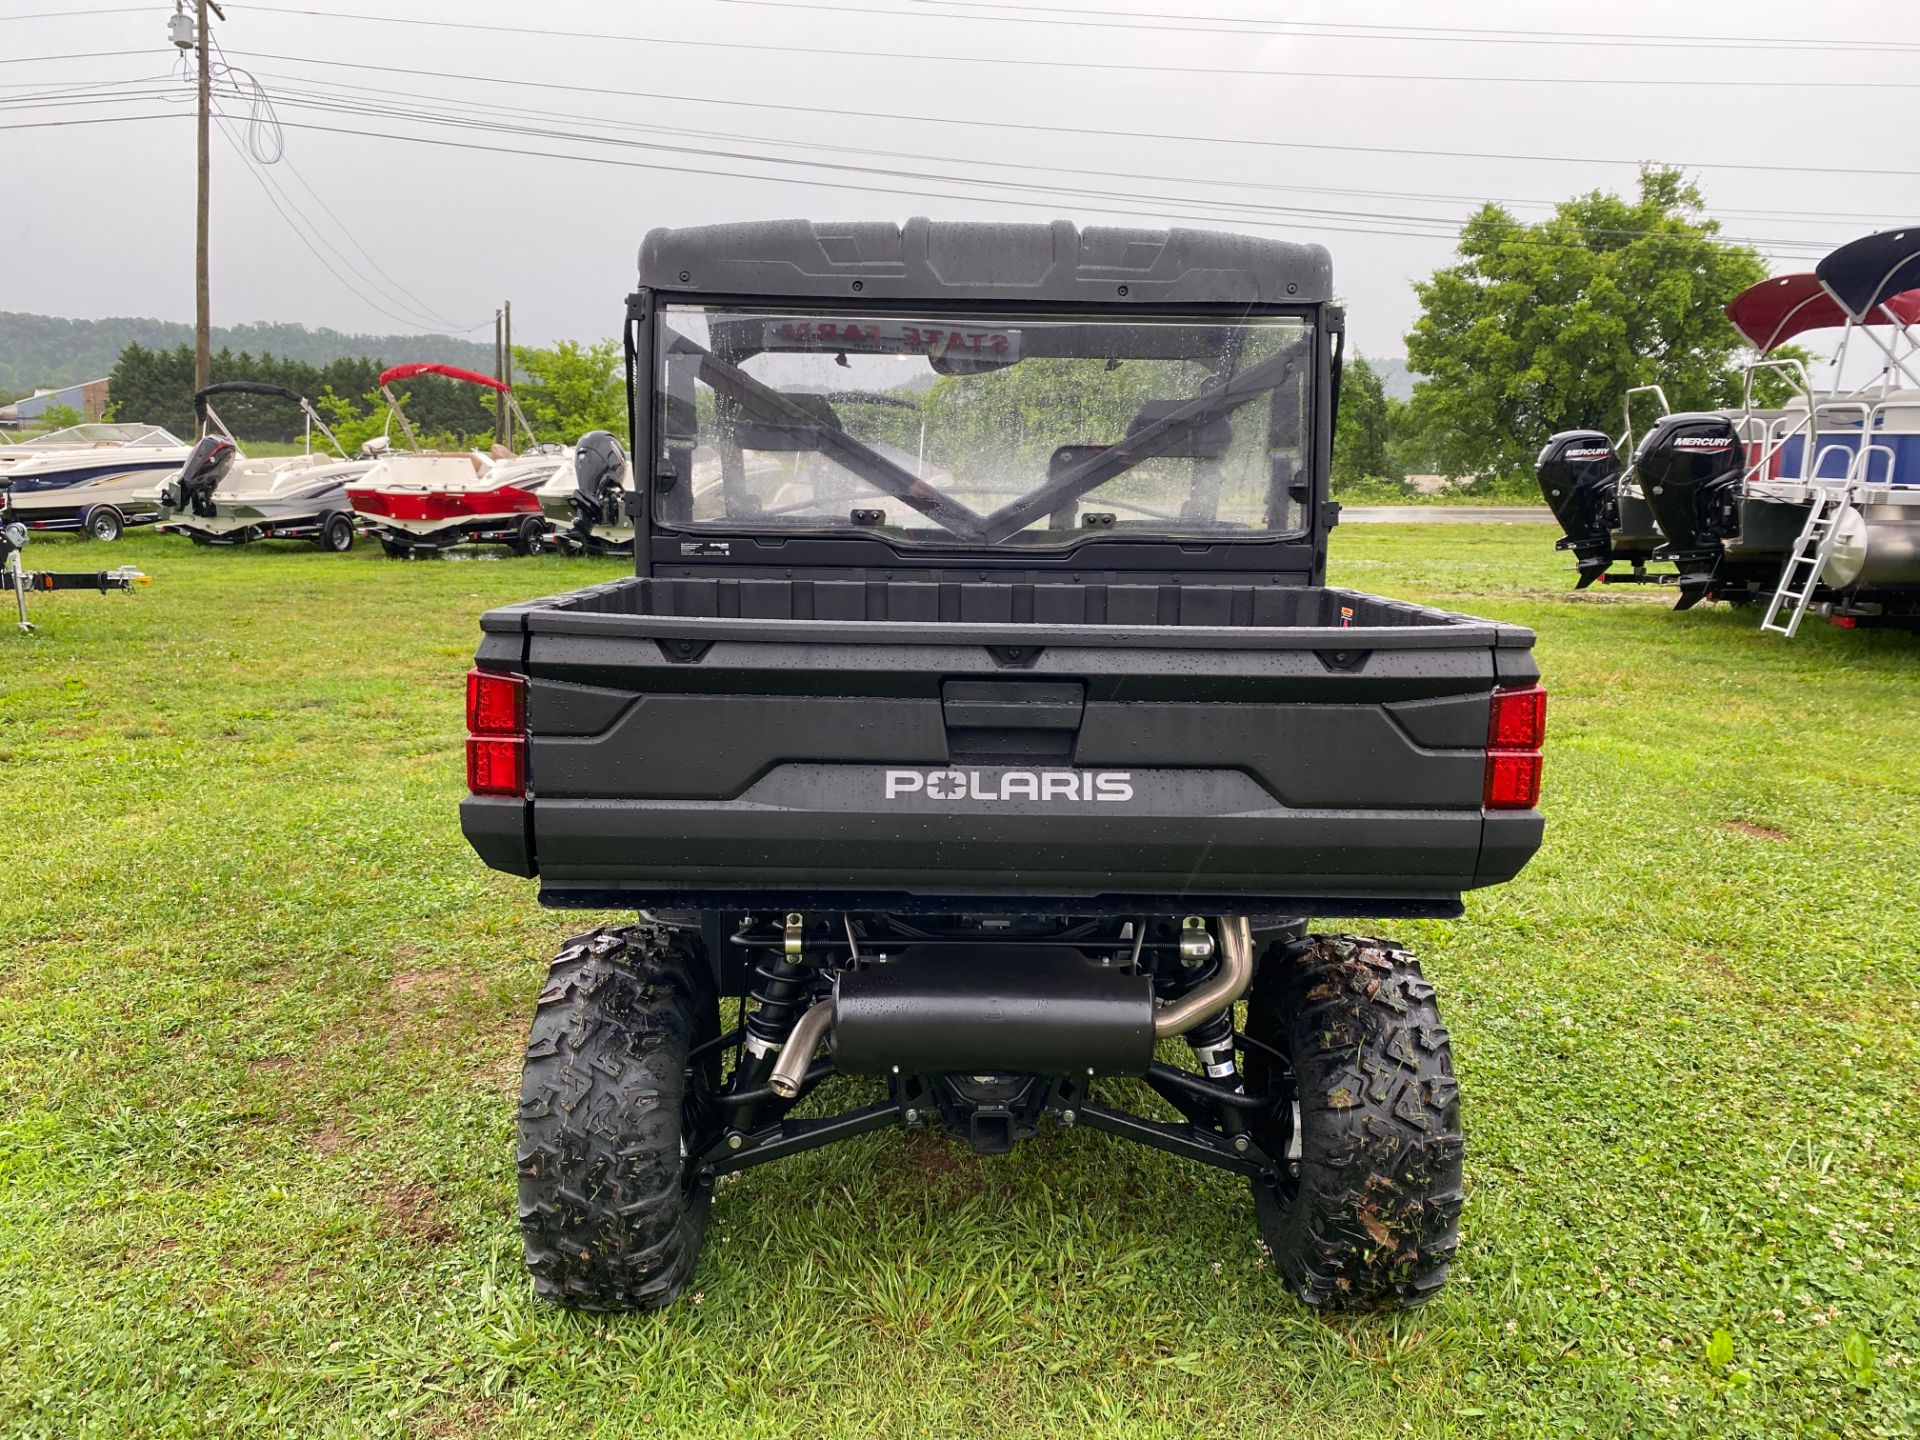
[{"left": 4, "top": 0, "right": 1917, "bottom": 365}]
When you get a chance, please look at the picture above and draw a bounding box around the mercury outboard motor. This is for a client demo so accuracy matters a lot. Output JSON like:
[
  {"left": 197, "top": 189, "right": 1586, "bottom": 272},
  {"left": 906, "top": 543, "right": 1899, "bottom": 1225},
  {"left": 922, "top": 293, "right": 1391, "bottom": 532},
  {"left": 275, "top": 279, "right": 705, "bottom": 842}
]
[
  {"left": 1633, "top": 412, "right": 1744, "bottom": 610},
  {"left": 160, "top": 435, "right": 237, "bottom": 519},
  {"left": 1535, "top": 430, "right": 1623, "bottom": 588},
  {"left": 570, "top": 429, "right": 627, "bottom": 537}
]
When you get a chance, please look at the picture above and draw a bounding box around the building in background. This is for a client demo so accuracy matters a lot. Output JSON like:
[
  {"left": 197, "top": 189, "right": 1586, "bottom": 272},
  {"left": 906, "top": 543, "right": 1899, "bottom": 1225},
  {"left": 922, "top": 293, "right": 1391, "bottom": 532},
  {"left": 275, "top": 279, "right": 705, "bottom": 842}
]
[{"left": 0, "top": 377, "right": 111, "bottom": 428}]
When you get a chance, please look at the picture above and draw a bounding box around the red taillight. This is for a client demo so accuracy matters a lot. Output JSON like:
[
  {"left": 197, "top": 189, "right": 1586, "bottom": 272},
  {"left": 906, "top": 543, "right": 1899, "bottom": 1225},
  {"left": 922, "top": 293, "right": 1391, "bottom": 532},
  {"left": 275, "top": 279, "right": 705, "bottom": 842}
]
[
  {"left": 1484, "top": 683, "right": 1547, "bottom": 810},
  {"left": 1487, "top": 685, "right": 1547, "bottom": 749},
  {"left": 466, "top": 736, "right": 526, "bottom": 796},
  {"left": 466, "top": 668, "right": 525, "bottom": 734},
  {"left": 1483, "top": 750, "right": 1543, "bottom": 809},
  {"left": 466, "top": 669, "right": 526, "bottom": 796}
]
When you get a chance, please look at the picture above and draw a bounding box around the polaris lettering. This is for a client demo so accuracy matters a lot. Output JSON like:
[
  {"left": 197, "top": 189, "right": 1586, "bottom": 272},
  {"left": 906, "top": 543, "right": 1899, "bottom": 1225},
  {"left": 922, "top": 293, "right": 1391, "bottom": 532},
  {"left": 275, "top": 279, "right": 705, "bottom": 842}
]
[{"left": 885, "top": 769, "right": 1133, "bottom": 802}]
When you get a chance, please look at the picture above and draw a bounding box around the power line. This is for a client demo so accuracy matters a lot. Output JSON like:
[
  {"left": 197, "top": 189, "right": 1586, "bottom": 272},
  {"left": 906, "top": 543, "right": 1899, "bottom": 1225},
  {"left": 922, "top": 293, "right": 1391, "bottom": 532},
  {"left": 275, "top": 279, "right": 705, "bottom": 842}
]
[
  {"left": 220, "top": 5, "right": 1920, "bottom": 90},
  {"left": 226, "top": 48, "right": 1920, "bottom": 181},
  {"left": 0, "top": 74, "right": 1854, "bottom": 252},
  {"left": 229, "top": 78, "right": 1851, "bottom": 253},
  {"left": 895, "top": 0, "right": 1920, "bottom": 53},
  {"left": 0, "top": 112, "right": 185, "bottom": 131},
  {"left": 245, "top": 112, "right": 1840, "bottom": 262},
  {"left": 206, "top": 31, "right": 482, "bottom": 331},
  {"left": 210, "top": 110, "right": 482, "bottom": 334},
  {"left": 0, "top": 48, "right": 154, "bottom": 65},
  {"left": 172, "top": 66, "right": 1920, "bottom": 232},
  {"left": 0, "top": 7, "right": 166, "bottom": 20},
  {"left": 0, "top": 94, "right": 1848, "bottom": 262}
]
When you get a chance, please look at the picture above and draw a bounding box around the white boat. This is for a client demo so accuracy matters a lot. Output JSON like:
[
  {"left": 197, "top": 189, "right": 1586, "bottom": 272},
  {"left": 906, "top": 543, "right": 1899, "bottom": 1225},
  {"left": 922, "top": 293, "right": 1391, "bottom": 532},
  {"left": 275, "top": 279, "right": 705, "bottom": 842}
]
[
  {"left": 157, "top": 381, "right": 380, "bottom": 551},
  {"left": 346, "top": 363, "right": 565, "bottom": 555},
  {"left": 0, "top": 422, "right": 197, "bottom": 540},
  {"left": 541, "top": 430, "right": 635, "bottom": 554}
]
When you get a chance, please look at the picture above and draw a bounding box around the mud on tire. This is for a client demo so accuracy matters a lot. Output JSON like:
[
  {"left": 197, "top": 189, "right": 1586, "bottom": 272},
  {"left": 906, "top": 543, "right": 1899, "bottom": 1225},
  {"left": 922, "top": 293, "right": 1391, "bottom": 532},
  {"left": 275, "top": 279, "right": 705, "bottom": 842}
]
[
  {"left": 517, "top": 924, "right": 719, "bottom": 1310},
  {"left": 1244, "top": 935, "right": 1464, "bottom": 1310}
]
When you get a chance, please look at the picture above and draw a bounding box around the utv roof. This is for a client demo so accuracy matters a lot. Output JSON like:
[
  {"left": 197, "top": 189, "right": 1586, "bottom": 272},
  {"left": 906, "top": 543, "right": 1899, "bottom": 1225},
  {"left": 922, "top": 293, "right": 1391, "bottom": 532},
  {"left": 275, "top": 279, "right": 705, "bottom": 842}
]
[{"left": 637, "top": 218, "right": 1331, "bottom": 306}]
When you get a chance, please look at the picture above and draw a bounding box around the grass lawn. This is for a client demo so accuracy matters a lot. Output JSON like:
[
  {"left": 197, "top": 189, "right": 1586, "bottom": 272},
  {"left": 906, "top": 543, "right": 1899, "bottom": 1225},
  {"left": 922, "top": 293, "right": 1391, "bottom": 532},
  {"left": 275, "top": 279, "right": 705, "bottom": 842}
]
[{"left": 2, "top": 525, "right": 1916, "bottom": 1439}]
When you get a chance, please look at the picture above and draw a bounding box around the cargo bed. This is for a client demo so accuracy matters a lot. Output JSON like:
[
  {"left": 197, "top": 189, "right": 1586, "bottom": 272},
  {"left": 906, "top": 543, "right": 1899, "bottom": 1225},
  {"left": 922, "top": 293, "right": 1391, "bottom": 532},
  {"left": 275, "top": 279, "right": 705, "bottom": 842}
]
[{"left": 462, "top": 577, "right": 1541, "bottom": 917}]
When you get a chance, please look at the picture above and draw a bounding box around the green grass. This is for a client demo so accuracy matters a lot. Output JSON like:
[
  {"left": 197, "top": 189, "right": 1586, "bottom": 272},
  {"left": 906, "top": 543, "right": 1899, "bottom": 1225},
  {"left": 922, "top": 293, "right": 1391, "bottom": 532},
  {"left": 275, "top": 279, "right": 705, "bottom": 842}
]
[{"left": 2, "top": 527, "right": 1916, "bottom": 1439}]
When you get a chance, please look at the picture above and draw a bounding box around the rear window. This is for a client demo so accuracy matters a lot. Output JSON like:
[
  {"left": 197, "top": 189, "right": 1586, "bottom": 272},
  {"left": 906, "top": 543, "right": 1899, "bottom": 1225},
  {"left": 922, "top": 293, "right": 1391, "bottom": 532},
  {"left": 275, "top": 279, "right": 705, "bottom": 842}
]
[{"left": 653, "top": 305, "right": 1314, "bottom": 548}]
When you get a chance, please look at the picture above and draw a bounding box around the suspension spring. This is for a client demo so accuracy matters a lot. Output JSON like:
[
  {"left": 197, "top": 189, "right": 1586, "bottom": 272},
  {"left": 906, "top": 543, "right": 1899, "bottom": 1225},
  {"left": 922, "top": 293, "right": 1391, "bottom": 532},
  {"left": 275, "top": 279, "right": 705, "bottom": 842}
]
[
  {"left": 741, "top": 912, "right": 815, "bottom": 1062},
  {"left": 1183, "top": 1007, "right": 1246, "bottom": 1136}
]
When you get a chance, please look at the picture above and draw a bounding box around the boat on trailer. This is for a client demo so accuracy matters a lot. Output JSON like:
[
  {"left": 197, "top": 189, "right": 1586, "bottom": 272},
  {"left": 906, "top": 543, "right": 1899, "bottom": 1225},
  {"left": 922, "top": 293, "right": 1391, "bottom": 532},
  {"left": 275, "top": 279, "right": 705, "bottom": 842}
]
[
  {"left": 155, "top": 380, "right": 380, "bottom": 551},
  {"left": 346, "top": 364, "right": 566, "bottom": 556},
  {"left": 0, "top": 422, "right": 196, "bottom": 540},
  {"left": 541, "top": 430, "right": 636, "bottom": 554}
]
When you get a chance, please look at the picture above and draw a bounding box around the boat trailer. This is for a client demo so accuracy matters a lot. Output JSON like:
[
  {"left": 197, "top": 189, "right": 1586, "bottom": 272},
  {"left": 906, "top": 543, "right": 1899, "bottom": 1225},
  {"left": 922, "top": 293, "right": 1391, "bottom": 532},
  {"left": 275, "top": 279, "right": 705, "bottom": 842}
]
[{"left": 2, "top": 499, "right": 148, "bottom": 633}]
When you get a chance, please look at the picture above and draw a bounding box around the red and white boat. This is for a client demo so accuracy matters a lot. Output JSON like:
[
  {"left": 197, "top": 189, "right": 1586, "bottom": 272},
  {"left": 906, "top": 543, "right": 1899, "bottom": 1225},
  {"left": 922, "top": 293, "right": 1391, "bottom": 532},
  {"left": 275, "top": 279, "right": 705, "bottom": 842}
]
[{"left": 346, "top": 363, "right": 570, "bottom": 556}]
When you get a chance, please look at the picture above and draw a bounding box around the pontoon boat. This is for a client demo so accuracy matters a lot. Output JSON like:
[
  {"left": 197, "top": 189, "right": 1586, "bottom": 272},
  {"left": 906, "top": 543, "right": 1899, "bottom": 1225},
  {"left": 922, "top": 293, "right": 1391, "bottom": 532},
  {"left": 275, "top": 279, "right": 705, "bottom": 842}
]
[
  {"left": 0, "top": 423, "right": 197, "bottom": 540},
  {"left": 1636, "top": 227, "right": 1920, "bottom": 626}
]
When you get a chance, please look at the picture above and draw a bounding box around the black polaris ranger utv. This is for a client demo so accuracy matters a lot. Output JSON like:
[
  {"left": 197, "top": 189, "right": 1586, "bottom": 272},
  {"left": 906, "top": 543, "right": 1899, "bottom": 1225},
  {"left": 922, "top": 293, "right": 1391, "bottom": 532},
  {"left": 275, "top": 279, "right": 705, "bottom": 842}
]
[{"left": 460, "top": 219, "right": 1547, "bottom": 1313}]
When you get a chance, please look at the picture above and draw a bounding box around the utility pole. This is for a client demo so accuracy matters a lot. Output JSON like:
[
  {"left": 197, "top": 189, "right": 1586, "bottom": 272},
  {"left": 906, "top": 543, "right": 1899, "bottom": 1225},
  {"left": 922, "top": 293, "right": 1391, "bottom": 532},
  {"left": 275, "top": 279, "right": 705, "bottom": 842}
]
[
  {"left": 503, "top": 299, "right": 513, "bottom": 444},
  {"left": 194, "top": 1, "right": 219, "bottom": 392},
  {"left": 493, "top": 308, "right": 505, "bottom": 445},
  {"left": 170, "top": 2, "right": 218, "bottom": 391}
]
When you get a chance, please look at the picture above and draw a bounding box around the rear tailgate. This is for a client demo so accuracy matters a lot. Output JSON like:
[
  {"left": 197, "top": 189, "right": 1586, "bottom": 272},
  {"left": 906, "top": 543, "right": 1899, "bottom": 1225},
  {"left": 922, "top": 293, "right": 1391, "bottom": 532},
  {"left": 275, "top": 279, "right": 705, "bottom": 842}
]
[{"left": 464, "top": 577, "right": 1542, "bottom": 915}]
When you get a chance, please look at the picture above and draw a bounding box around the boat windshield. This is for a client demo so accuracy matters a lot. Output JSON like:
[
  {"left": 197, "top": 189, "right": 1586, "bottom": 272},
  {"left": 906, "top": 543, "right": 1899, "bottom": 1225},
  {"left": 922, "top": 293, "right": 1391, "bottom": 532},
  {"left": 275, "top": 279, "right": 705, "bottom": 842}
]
[
  {"left": 653, "top": 305, "right": 1315, "bottom": 547},
  {"left": 23, "top": 423, "right": 184, "bottom": 447}
]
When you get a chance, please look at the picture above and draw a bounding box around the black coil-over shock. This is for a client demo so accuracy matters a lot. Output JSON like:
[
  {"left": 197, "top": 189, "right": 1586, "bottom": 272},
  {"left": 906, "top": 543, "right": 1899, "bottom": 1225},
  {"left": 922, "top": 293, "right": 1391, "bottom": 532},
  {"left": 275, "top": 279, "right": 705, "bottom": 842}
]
[{"left": 728, "top": 912, "right": 816, "bottom": 1130}]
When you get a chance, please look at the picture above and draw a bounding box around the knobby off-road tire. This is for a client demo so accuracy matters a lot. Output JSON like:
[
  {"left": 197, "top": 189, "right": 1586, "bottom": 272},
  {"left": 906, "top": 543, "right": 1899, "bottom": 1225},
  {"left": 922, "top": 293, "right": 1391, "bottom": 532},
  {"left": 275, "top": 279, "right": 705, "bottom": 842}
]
[
  {"left": 1243, "top": 935, "right": 1464, "bottom": 1310},
  {"left": 517, "top": 925, "right": 720, "bottom": 1310}
]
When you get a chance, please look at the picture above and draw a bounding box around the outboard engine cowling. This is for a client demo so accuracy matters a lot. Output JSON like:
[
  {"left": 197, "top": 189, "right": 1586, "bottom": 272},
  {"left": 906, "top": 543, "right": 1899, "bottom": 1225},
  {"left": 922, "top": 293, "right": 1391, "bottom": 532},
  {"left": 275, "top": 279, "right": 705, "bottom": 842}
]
[
  {"left": 161, "top": 435, "right": 237, "bottom": 518},
  {"left": 1633, "top": 412, "right": 1744, "bottom": 610},
  {"left": 570, "top": 429, "right": 627, "bottom": 535},
  {"left": 1536, "top": 430, "right": 1622, "bottom": 588}
]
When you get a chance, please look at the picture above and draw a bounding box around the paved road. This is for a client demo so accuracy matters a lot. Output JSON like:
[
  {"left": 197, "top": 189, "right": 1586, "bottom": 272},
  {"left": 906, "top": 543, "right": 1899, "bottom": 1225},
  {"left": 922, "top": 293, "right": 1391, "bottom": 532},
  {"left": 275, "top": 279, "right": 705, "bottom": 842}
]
[{"left": 1341, "top": 505, "right": 1553, "bottom": 524}]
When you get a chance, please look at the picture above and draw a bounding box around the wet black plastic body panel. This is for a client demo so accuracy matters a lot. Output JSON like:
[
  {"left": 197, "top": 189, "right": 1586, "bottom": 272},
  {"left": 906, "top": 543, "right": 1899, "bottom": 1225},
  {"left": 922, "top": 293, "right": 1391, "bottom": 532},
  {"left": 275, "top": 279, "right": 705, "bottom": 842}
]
[{"left": 465, "top": 576, "right": 1541, "bottom": 917}]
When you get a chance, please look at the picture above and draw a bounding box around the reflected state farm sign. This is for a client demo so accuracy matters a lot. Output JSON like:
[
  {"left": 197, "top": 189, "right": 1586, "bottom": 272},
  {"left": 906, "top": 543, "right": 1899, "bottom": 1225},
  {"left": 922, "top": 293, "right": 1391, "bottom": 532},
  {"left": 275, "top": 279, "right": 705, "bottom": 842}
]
[{"left": 763, "top": 318, "right": 1020, "bottom": 360}]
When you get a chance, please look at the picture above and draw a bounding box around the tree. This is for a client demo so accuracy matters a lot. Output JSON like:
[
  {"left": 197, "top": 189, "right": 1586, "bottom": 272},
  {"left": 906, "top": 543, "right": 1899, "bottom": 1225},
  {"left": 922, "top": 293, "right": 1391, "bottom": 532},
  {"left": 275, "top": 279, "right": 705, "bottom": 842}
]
[
  {"left": 1332, "top": 353, "right": 1397, "bottom": 492},
  {"left": 512, "top": 340, "right": 625, "bottom": 444},
  {"left": 1404, "top": 168, "right": 1770, "bottom": 486},
  {"left": 33, "top": 402, "right": 83, "bottom": 430}
]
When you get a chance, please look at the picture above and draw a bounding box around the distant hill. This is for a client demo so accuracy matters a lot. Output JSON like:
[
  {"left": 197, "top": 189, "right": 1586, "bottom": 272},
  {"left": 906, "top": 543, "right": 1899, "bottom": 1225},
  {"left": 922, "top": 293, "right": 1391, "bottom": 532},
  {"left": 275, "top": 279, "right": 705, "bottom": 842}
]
[
  {"left": 0, "top": 312, "right": 495, "bottom": 393},
  {"left": 1371, "top": 356, "right": 1416, "bottom": 401}
]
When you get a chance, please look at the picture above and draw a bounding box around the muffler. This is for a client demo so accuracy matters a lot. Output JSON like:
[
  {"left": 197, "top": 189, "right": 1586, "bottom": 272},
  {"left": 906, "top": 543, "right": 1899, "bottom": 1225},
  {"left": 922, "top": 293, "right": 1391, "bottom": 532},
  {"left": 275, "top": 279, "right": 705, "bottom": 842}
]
[{"left": 768, "top": 918, "right": 1254, "bottom": 1097}]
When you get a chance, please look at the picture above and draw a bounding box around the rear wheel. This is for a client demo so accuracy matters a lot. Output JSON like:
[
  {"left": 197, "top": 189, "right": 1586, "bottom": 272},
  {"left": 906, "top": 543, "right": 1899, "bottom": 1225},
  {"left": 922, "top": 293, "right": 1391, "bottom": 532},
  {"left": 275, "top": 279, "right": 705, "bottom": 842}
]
[
  {"left": 379, "top": 538, "right": 411, "bottom": 559},
  {"left": 319, "top": 513, "right": 355, "bottom": 552},
  {"left": 517, "top": 925, "right": 720, "bottom": 1310},
  {"left": 85, "top": 506, "right": 124, "bottom": 542},
  {"left": 1243, "top": 934, "right": 1464, "bottom": 1310}
]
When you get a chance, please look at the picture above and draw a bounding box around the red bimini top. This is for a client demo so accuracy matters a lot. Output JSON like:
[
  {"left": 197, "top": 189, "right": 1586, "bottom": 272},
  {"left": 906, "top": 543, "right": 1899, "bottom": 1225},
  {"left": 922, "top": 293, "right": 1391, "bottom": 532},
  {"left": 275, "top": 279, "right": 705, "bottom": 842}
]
[
  {"left": 1726, "top": 273, "right": 1920, "bottom": 354},
  {"left": 379, "top": 362, "right": 511, "bottom": 392}
]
